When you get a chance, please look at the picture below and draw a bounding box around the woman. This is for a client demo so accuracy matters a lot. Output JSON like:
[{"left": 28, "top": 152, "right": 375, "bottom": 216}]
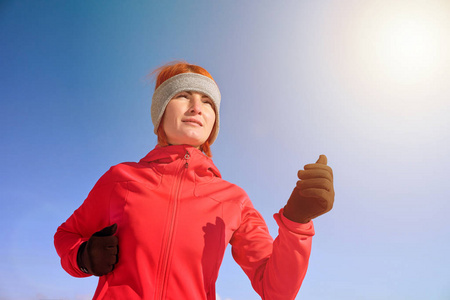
[{"left": 54, "top": 62, "right": 334, "bottom": 300}]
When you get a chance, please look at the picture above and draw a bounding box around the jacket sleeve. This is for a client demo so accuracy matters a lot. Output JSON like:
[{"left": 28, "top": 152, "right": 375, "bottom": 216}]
[
  {"left": 54, "top": 168, "right": 119, "bottom": 277},
  {"left": 230, "top": 198, "right": 315, "bottom": 300}
]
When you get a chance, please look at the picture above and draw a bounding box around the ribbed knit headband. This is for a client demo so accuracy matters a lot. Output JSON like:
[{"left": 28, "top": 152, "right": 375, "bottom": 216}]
[{"left": 151, "top": 73, "right": 221, "bottom": 144}]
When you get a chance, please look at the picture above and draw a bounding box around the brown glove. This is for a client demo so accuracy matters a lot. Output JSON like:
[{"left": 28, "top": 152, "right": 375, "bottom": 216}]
[
  {"left": 77, "top": 224, "right": 119, "bottom": 276},
  {"left": 283, "top": 155, "right": 334, "bottom": 223}
]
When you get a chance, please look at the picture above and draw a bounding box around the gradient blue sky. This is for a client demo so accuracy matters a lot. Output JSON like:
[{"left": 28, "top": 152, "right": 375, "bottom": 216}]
[{"left": 1, "top": 1, "right": 450, "bottom": 299}]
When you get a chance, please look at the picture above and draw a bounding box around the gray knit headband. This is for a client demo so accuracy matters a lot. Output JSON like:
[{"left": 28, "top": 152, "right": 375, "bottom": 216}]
[{"left": 151, "top": 73, "right": 221, "bottom": 144}]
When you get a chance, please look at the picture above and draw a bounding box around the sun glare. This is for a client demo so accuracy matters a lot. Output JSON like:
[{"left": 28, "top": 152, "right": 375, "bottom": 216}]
[
  {"left": 331, "top": 1, "right": 450, "bottom": 136},
  {"left": 354, "top": 2, "right": 448, "bottom": 85},
  {"left": 375, "top": 13, "right": 440, "bottom": 82}
]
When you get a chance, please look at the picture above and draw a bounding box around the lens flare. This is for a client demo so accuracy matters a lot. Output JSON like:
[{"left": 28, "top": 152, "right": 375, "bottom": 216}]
[{"left": 351, "top": 1, "right": 449, "bottom": 85}]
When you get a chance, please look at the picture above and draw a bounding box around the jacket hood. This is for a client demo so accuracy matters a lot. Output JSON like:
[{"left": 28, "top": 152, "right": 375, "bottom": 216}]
[{"left": 139, "top": 144, "right": 221, "bottom": 178}]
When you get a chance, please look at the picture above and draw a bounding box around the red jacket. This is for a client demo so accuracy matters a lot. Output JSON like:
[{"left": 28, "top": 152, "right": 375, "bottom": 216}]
[{"left": 54, "top": 145, "right": 315, "bottom": 300}]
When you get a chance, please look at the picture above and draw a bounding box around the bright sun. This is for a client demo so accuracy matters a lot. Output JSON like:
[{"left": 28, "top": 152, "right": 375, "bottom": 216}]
[
  {"left": 333, "top": 1, "right": 450, "bottom": 126},
  {"left": 354, "top": 2, "right": 447, "bottom": 85},
  {"left": 376, "top": 14, "right": 440, "bottom": 82}
]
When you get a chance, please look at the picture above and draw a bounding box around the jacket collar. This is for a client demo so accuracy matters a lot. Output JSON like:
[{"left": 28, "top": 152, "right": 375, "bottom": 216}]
[{"left": 139, "top": 144, "right": 221, "bottom": 178}]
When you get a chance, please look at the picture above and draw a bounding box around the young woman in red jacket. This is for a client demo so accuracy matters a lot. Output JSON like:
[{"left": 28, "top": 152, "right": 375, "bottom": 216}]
[{"left": 54, "top": 62, "right": 334, "bottom": 300}]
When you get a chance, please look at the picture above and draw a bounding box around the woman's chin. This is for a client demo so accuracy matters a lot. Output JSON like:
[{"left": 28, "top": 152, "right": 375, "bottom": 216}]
[{"left": 168, "top": 136, "right": 206, "bottom": 148}]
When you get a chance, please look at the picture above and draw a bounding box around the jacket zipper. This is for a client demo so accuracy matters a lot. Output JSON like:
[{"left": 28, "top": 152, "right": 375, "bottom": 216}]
[{"left": 156, "top": 150, "right": 190, "bottom": 299}]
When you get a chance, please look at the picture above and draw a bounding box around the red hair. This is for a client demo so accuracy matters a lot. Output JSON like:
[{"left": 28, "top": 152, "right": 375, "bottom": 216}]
[{"left": 151, "top": 61, "right": 216, "bottom": 157}]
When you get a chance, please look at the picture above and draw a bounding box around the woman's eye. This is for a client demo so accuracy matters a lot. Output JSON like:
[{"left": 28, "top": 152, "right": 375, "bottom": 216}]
[
  {"left": 202, "top": 99, "right": 213, "bottom": 105},
  {"left": 177, "top": 93, "right": 188, "bottom": 98}
]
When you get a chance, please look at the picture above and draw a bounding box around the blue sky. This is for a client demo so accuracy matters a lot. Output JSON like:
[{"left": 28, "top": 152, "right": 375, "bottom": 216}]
[{"left": 1, "top": 1, "right": 450, "bottom": 299}]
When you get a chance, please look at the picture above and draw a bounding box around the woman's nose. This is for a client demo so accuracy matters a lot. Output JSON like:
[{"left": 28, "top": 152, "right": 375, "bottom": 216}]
[{"left": 189, "top": 97, "right": 203, "bottom": 114}]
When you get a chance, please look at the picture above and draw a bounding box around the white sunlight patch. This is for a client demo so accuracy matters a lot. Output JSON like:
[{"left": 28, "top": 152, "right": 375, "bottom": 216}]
[
  {"left": 353, "top": 1, "right": 449, "bottom": 85},
  {"left": 216, "top": 293, "right": 233, "bottom": 300}
]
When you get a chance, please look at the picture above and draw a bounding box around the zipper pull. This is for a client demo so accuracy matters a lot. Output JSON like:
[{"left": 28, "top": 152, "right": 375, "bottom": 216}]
[{"left": 184, "top": 151, "right": 190, "bottom": 168}]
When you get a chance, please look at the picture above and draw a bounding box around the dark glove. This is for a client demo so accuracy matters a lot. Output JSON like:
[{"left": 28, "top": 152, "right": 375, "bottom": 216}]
[
  {"left": 77, "top": 223, "right": 119, "bottom": 276},
  {"left": 283, "top": 155, "right": 334, "bottom": 223}
]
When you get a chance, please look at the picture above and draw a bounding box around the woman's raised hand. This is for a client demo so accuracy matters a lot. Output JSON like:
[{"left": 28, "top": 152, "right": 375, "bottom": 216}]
[{"left": 283, "top": 155, "right": 334, "bottom": 223}]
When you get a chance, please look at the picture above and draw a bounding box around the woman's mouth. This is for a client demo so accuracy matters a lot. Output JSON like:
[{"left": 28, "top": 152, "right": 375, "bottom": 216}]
[{"left": 182, "top": 119, "right": 203, "bottom": 126}]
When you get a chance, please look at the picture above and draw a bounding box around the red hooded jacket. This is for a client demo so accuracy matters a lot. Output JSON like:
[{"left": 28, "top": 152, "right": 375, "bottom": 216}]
[{"left": 54, "top": 145, "right": 315, "bottom": 300}]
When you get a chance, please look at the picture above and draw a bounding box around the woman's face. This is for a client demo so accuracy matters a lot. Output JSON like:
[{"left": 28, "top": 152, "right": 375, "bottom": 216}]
[{"left": 162, "top": 91, "right": 216, "bottom": 148}]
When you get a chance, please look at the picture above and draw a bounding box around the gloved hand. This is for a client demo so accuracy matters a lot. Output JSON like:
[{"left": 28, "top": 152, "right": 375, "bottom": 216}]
[
  {"left": 283, "top": 155, "right": 334, "bottom": 223},
  {"left": 77, "top": 224, "right": 119, "bottom": 276}
]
